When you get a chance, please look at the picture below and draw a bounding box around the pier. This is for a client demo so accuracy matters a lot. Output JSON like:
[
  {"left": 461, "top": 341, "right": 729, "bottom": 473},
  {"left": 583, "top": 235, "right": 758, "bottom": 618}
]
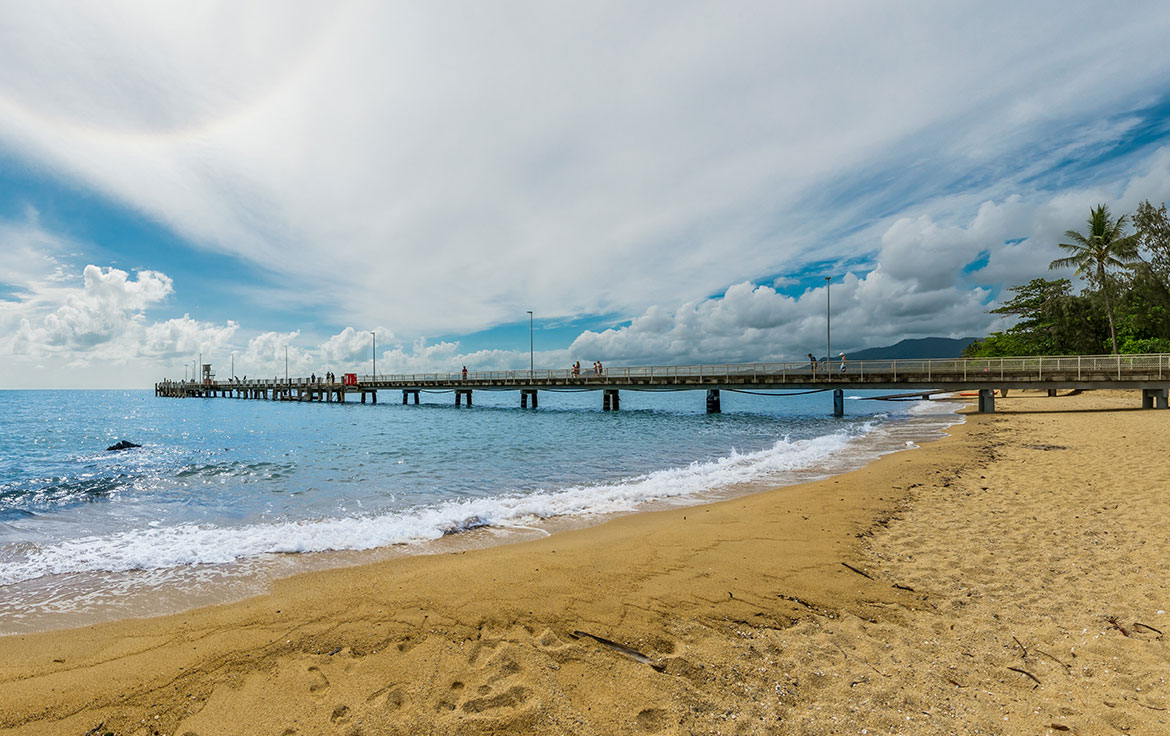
[{"left": 156, "top": 353, "right": 1170, "bottom": 415}]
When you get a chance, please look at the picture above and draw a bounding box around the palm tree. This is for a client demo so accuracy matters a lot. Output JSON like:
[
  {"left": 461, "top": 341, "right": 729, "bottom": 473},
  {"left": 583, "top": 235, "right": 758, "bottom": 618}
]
[{"left": 1049, "top": 204, "right": 1140, "bottom": 354}]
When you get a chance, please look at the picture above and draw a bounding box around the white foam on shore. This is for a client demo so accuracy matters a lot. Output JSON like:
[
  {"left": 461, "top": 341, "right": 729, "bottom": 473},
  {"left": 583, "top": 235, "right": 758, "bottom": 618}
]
[{"left": 0, "top": 426, "right": 871, "bottom": 586}]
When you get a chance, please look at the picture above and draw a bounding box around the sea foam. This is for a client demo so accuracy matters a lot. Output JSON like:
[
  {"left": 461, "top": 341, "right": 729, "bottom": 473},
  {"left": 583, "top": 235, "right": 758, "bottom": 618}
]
[{"left": 0, "top": 426, "right": 866, "bottom": 585}]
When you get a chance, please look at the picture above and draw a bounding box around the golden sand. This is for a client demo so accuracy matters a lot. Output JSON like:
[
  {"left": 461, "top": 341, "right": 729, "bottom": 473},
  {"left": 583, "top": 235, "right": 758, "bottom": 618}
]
[{"left": 1, "top": 390, "right": 1167, "bottom": 735}]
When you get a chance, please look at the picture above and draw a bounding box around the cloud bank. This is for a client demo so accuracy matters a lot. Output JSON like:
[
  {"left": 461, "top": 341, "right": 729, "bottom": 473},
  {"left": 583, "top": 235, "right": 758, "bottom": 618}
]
[{"left": 2, "top": 2, "right": 1169, "bottom": 341}]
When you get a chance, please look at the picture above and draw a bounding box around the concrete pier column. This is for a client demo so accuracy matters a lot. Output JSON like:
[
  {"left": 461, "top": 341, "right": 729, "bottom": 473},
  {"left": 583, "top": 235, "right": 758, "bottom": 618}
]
[
  {"left": 520, "top": 389, "right": 537, "bottom": 409},
  {"left": 706, "top": 389, "right": 721, "bottom": 414},
  {"left": 603, "top": 389, "right": 620, "bottom": 411},
  {"left": 833, "top": 388, "right": 844, "bottom": 417},
  {"left": 520, "top": 391, "right": 527, "bottom": 409},
  {"left": 371, "top": 391, "right": 377, "bottom": 404},
  {"left": 1142, "top": 388, "right": 1169, "bottom": 409},
  {"left": 1047, "top": 389, "right": 1058, "bottom": 397},
  {"left": 403, "top": 391, "right": 409, "bottom": 405},
  {"left": 978, "top": 388, "right": 995, "bottom": 413},
  {"left": 361, "top": 392, "right": 367, "bottom": 404},
  {"left": 413, "top": 391, "right": 419, "bottom": 404}
]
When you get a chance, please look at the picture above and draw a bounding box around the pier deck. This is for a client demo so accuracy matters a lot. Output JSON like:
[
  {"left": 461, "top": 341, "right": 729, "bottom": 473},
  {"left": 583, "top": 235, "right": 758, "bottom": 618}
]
[{"left": 156, "top": 353, "right": 1170, "bottom": 414}]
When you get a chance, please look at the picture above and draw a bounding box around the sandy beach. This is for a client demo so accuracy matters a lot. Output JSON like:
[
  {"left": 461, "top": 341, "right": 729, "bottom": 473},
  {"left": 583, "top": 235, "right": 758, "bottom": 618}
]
[{"left": 1, "top": 390, "right": 1167, "bottom": 735}]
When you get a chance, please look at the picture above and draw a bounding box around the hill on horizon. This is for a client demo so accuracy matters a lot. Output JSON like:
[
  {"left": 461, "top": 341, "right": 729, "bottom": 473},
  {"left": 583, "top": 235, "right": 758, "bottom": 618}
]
[{"left": 827, "top": 336, "right": 978, "bottom": 361}]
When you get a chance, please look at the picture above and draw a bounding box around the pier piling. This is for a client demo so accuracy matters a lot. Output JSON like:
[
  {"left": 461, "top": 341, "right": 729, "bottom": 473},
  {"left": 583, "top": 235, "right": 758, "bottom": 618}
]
[
  {"left": 833, "top": 388, "right": 844, "bottom": 417},
  {"left": 706, "top": 389, "right": 721, "bottom": 414}
]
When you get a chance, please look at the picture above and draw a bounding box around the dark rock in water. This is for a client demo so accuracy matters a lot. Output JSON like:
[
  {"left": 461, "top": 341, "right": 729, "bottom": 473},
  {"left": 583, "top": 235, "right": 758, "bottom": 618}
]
[{"left": 105, "top": 440, "right": 142, "bottom": 452}]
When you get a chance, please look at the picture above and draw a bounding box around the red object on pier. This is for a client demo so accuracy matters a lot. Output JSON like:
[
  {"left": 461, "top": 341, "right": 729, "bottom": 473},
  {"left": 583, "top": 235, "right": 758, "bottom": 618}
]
[{"left": 343, "top": 373, "right": 357, "bottom": 386}]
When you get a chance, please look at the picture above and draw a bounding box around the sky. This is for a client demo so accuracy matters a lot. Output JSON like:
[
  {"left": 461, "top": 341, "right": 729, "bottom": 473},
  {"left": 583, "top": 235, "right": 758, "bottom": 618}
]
[{"left": 2, "top": 1, "right": 1170, "bottom": 388}]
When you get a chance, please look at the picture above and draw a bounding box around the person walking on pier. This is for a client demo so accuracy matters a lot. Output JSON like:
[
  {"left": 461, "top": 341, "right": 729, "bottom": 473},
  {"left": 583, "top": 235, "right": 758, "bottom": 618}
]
[
  {"left": 462, "top": 366, "right": 468, "bottom": 380},
  {"left": 839, "top": 353, "right": 847, "bottom": 373},
  {"left": 808, "top": 353, "right": 817, "bottom": 373}
]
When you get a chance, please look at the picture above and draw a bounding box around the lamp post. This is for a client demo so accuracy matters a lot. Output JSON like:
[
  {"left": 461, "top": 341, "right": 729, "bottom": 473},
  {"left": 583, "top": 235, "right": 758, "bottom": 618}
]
[
  {"left": 198, "top": 352, "right": 202, "bottom": 384},
  {"left": 370, "top": 331, "right": 376, "bottom": 380},
  {"left": 284, "top": 345, "right": 288, "bottom": 384},
  {"left": 825, "top": 276, "right": 832, "bottom": 363},
  {"left": 526, "top": 311, "right": 533, "bottom": 380},
  {"left": 231, "top": 351, "right": 235, "bottom": 381}
]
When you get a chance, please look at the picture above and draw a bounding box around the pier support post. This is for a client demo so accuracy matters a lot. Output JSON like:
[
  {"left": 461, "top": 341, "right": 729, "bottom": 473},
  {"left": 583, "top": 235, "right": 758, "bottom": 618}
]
[
  {"left": 706, "top": 389, "right": 721, "bottom": 414},
  {"left": 1047, "top": 389, "right": 1058, "bottom": 397},
  {"left": 455, "top": 390, "right": 472, "bottom": 407},
  {"left": 978, "top": 388, "right": 995, "bottom": 413},
  {"left": 832, "top": 388, "right": 844, "bottom": 417},
  {"left": 603, "top": 389, "right": 620, "bottom": 411},
  {"left": 1142, "top": 388, "right": 1169, "bottom": 409},
  {"left": 521, "top": 389, "right": 538, "bottom": 409},
  {"left": 403, "top": 391, "right": 409, "bottom": 405},
  {"left": 361, "top": 392, "right": 367, "bottom": 404}
]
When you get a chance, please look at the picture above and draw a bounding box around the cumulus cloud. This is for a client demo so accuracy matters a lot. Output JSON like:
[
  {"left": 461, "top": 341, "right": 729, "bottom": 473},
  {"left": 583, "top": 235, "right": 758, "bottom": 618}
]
[
  {"left": 2, "top": 2, "right": 1169, "bottom": 338},
  {"left": 3, "top": 263, "right": 237, "bottom": 378}
]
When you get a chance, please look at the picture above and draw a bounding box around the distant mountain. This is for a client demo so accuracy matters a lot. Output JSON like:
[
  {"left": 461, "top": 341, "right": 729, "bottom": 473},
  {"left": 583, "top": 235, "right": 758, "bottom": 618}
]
[{"left": 838, "top": 337, "right": 979, "bottom": 361}]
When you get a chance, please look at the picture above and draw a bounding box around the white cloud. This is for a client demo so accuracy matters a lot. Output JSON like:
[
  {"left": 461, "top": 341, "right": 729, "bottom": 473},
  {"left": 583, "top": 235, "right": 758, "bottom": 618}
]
[{"left": 2, "top": 2, "right": 1169, "bottom": 339}]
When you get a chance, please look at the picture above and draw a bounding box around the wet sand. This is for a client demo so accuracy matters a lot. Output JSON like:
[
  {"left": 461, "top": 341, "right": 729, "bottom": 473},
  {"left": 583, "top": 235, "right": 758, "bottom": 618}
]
[{"left": 0, "top": 390, "right": 1166, "bottom": 735}]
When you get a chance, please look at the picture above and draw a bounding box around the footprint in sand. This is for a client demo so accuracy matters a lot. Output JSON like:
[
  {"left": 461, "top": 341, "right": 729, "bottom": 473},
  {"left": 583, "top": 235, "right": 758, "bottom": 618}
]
[
  {"left": 460, "top": 684, "right": 532, "bottom": 713},
  {"left": 636, "top": 708, "right": 670, "bottom": 732},
  {"left": 330, "top": 704, "right": 350, "bottom": 723},
  {"left": 365, "top": 684, "right": 407, "bottom": 712},
  {"left": 307, "top": 666, "right": 329, "bottom": 693}
]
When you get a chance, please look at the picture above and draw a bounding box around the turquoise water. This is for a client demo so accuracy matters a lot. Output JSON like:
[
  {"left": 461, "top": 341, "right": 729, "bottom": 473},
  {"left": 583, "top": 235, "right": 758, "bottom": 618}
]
[{"left": 0, "top": 388, "right": 958, "bottom": 630}]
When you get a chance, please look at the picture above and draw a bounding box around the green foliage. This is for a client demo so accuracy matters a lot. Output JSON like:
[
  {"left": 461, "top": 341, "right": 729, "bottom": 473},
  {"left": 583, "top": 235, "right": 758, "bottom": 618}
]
[
  {"left": 1049, "top": 204, "right": 1141, "bottom": 353},
  {"left": 966, "top": 201, "right": 1170, "bottom": 357},
  {"left": 964, "top": 278, "right": 1105, "bottom": 356},
  {"left": 1135, "top": 199, "right": 1170, "bottom": 281}
]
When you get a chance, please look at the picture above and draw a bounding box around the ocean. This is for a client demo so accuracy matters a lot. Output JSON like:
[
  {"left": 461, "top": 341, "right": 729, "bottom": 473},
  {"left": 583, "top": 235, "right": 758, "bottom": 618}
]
[{"left": 0, "top": 387, "right": 960, "bottom": 633}]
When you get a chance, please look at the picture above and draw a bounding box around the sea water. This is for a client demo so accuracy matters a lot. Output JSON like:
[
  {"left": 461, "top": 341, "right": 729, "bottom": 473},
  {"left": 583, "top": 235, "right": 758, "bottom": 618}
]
[{"left": 0, "top": 388, "right": 960, "bottom": 632}]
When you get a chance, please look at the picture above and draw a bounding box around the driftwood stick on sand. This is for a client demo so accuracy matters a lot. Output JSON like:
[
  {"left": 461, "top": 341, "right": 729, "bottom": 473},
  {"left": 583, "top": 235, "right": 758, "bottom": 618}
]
[
  {"left": 1034, "top": 648, "right": 1071, "bottom": 669},
  {"left": 1106, "top": 616, "right": 1131, "bottom": 637},
  {"left": 572, "top": 631, "right": 666, "bottom": 672},
  {"left": 1007, "top": 666, "right": 1041, "bottom": 687},
  {"left": 1133, "top": 622, "right": 1164, "bottom": 637},
  {"left": 1012, "top": 636, "right": 1028, "bottom": 658},
  {"left": 841, "top": 562, "right": 875, "bottom": 580}
]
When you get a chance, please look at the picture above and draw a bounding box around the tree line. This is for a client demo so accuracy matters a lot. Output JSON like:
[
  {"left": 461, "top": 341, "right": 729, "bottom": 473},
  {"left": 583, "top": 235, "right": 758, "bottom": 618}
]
[{"left": 964, "top": 200, "right": 1170, "bottom": 357}]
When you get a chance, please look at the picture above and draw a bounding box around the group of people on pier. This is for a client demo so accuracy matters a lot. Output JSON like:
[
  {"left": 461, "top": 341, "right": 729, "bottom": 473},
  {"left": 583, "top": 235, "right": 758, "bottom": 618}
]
[
  {"left": 570, "top": 361, "right": 604, "bottom": 377},
  {"left": 808, "top": 353, "right": 847, "bottom": 373}
]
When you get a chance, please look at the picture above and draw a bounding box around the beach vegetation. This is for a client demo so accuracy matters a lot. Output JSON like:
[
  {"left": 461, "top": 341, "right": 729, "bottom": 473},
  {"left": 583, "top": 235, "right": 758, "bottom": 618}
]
[{"left": 965, "top": 200, "right": 1170, "bottom": 357}]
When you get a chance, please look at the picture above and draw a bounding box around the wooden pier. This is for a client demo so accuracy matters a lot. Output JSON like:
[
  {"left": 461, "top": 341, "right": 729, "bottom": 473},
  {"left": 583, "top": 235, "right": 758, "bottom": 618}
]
[{"left": 156, "top": 353, "right": 1170, "bottom": 415}]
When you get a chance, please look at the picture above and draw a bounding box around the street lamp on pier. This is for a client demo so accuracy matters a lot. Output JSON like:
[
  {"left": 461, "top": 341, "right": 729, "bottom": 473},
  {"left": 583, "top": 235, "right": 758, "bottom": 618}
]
[
  {"left": 284, "top": 345, "right": 289, "bottom": 384},
  {"left": 527, "top": 311, "right": 533, "bottom": 380},
  {"left": 825, "top": 276, "right": 832, "bottom": 363},
  {"left": 370, "top": 331, "right": 376, "bottom": 381}
]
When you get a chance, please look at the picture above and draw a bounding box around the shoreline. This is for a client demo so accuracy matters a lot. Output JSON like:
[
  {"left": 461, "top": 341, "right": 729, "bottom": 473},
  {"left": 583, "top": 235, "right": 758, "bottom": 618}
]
[
  {"left": 0, "top": 399, "right": 961, "bottom": 636},
  {"left": 0, "top": 396, "right": 974, "bottom": 735},
  {"left": 7, "top": 390, "right": 1162, "bottom": 734}
]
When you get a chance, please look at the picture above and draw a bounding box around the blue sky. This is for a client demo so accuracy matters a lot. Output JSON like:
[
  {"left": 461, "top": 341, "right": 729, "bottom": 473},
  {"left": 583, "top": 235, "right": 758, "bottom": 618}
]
[{"left": 1, "top": 1, "right": 1170, "bottom": 387}]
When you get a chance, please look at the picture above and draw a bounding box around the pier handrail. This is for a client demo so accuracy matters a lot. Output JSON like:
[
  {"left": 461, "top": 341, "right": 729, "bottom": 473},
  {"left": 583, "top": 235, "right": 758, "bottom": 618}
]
[
  {"left": 157, "top": 352, "right": 1170, "bottom": 389},
  {"left": 342, "top": 352, "right": 1168, "bottom": 384}
]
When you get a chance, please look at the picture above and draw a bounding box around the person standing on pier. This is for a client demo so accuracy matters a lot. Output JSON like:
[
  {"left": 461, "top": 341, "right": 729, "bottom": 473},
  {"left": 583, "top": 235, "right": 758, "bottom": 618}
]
[
  {"left": 808, "top": 353, "right": 817, "bottom": 373},
  {"left": 839, "top": 353, "right": 847, "bottom": 373},
  {"left": 462, "top": 366, "right": 468, "bottom": 380}
]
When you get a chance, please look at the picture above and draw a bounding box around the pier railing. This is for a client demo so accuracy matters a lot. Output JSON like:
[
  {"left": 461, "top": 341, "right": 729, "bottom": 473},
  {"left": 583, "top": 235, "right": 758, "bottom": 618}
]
[
  {"left": 158, "top": 352, "right": 1170, "bottom": 389},
  {"left": 345, "top": 352, "right": 1170, "bottom": 384}
]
